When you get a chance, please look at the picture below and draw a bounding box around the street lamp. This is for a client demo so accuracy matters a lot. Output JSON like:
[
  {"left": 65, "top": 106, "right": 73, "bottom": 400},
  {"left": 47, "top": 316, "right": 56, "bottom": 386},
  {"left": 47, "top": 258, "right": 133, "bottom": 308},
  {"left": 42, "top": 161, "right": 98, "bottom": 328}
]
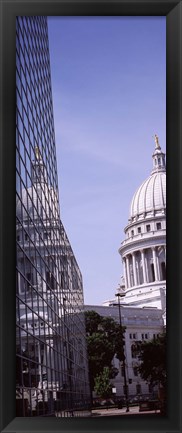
[{"left": 115, "top": 291, "right": 129, "bottom": 412}]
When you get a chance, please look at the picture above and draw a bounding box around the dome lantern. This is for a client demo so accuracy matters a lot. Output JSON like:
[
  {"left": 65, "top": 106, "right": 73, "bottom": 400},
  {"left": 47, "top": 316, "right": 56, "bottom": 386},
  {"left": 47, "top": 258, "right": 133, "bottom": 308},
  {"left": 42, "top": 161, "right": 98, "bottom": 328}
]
[{"left": 151, "top": 135, "right": 166, "bottom": 174}]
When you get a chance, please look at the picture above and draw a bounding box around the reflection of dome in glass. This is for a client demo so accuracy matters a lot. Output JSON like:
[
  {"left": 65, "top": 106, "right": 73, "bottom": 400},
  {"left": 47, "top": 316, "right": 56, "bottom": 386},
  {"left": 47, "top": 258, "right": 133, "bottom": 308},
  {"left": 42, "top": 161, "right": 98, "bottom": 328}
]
[
  {"left": 16, "top": 184, "right": 60, "bottom": 222},
  {"left": 16, "top": 147, "right": 60, "bottom": 223},
  {"left": 129, "top": 136, "right": 166, "bottom": 222}
]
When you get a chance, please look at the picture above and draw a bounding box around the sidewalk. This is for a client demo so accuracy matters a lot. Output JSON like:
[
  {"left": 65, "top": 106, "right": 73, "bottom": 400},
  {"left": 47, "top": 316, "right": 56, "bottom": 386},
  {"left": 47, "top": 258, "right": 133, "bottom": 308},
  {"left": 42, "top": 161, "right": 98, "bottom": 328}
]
[{"left": 91, "top": 405, "right": 160, "bottom": 417}]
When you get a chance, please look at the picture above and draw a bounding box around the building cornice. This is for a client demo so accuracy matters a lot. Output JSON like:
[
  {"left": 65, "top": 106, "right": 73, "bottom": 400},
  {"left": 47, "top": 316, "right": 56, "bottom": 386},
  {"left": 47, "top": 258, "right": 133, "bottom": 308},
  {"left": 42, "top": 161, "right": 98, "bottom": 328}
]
[{"left": 119, "top": 235, "right": 166, "bottom": 256}]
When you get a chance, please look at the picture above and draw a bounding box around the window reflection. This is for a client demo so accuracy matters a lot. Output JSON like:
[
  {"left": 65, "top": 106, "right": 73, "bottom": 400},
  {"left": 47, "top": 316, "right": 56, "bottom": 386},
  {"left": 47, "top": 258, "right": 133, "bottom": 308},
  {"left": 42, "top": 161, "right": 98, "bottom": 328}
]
[{"left": 16, "top": 16, "right": 91, "bottom": 417}]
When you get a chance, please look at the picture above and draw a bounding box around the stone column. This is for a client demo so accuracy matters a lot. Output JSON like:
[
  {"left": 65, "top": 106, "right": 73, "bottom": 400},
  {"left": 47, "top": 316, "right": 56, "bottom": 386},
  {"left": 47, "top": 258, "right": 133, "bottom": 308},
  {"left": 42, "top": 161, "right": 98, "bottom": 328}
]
[
  {"left": 141, "top": 249, "right": 147, "bottom": 283},
  {"left": 126, "top": 255, "right": 131, "bottom": 288},
  {"left": 123, "top": 258, "right": 128, "bottom": 289},
  {"left": 132, "top": 252, "right": 137, "bottom": 286},
  {"left": 152, "top": 247, "right": 158, "bottom": 281},
  {"left": 155, "top": 247, "right": 161, "bottom": 280}
]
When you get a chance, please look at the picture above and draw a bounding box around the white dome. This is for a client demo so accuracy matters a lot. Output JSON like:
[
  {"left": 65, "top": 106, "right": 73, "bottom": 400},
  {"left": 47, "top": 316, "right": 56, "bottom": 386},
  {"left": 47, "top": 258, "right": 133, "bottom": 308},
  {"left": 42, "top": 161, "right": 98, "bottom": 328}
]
[
  {"left": 129, "top": 171, "right": 166, "bottom": 220},
  {"left": 118, "top": 137, "right": 166, "bottom": 312},
  {"left": 129, "top": 139, "right": 166, "bottom": 221}
]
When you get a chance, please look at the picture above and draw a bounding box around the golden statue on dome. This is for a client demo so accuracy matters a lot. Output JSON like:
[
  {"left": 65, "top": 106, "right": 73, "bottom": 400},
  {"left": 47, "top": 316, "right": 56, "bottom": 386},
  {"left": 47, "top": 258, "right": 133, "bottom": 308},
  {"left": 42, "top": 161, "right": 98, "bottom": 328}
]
[{"left": 154, "top": 134, "right": 160, "bottom": 149}]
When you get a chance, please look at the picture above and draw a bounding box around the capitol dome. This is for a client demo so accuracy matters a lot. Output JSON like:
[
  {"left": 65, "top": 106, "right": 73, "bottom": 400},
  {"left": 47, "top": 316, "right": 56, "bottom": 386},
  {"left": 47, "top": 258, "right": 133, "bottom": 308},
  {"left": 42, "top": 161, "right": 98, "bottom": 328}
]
[
  {"left": 130, "top": 171, "right": 166, "bottom": 221},
  {"left": 129, "top": 136, "right": 166, "bottom": 222},
  {"left": 118, "top": 135, "right": 166, "bottom": 311}
]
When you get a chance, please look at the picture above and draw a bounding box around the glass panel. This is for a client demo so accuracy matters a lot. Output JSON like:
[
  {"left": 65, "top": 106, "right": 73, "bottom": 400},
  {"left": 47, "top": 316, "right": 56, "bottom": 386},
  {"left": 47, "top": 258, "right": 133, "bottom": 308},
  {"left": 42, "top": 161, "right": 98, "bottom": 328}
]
[{"left": 16, "top": 16, "right": 91, "bottom": 418}]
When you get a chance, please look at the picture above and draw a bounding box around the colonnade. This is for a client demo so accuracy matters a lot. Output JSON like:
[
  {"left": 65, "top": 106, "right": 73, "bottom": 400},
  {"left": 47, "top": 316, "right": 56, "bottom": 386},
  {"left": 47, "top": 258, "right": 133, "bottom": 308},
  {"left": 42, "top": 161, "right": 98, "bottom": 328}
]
[{"left": 123, "top": 246, "right": 166, "bottom": 289}]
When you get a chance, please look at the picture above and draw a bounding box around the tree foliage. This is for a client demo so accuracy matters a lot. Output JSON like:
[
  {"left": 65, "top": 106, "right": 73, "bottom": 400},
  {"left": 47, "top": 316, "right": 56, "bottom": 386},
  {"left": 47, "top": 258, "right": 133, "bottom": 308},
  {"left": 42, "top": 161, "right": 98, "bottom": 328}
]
[
  {"left": 138, "top": 332, "right": 166, "bottom": 388},
  {"left": 94, "top": 367, "right": 112, "bottom": 399},
  {"left": 85, "top": 310, "right": 125, "bottom": 390}
]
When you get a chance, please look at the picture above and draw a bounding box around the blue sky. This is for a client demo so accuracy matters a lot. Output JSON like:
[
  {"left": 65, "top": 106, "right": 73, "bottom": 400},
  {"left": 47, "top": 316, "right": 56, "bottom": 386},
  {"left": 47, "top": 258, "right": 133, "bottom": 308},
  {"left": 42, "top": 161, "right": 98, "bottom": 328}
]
[{"left": 48, "top": 16, "right": 166, "bottom": 305}]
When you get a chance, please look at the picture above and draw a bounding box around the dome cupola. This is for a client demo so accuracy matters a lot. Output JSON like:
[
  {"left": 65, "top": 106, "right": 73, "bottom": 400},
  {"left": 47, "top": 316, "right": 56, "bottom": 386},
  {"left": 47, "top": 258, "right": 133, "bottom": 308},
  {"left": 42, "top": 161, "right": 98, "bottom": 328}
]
[
  {"left": 129, "top": 136, "right": 166, "bottom": 222},
  {"left": 151, "top": 134, "right": 166, "bottom": 174}
]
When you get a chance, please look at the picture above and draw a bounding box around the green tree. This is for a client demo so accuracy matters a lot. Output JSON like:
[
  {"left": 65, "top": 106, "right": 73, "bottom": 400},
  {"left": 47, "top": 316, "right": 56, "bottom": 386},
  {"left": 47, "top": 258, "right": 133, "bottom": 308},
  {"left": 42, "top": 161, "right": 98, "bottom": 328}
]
[
  {"left": 94, "top": 367, "right": 112, "bottom": 399},
  {"left": 138, "top": 332, "right": 166, "bottom": 388},
  {"left": 85, "top": 310, "right": 125, "bottom": 391},
  {"left": 137, "top": 332, "right": 166, "bottom": 414}
]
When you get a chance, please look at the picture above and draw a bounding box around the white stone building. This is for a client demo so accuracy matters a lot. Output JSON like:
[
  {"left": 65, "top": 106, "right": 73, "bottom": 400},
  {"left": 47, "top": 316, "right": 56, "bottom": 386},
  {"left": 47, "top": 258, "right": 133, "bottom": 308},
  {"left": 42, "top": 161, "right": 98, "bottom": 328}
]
[
  {"left": 104, "top": 135, "right": 166, "bottom": 314},
  {"left": 86, "top": 136, "right": 166, "bottom": 399},
  {"left": 85, "top": 304, "right": 164, "bottom": 399}
]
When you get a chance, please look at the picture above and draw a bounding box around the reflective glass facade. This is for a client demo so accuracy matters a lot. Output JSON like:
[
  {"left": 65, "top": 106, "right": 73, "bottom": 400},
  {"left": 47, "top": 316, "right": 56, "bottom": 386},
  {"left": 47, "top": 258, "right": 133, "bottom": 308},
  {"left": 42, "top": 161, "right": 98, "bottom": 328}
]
[{"left": 16, "top": 16, "right": 91, "bottom": 417}]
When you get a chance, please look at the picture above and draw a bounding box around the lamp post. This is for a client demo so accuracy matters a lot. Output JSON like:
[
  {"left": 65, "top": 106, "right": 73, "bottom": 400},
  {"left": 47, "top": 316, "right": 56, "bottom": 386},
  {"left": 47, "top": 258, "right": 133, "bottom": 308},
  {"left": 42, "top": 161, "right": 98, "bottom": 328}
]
[{"left": 115, "top": 291, "right": 129, "bottom": 412}]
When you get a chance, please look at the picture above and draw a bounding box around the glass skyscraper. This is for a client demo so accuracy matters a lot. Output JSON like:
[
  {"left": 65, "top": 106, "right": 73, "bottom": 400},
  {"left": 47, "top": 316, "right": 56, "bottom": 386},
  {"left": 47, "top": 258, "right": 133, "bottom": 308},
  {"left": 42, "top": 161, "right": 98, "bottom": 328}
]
[{"left": 16, "top": 16, "right": 91, "bottom": 417}]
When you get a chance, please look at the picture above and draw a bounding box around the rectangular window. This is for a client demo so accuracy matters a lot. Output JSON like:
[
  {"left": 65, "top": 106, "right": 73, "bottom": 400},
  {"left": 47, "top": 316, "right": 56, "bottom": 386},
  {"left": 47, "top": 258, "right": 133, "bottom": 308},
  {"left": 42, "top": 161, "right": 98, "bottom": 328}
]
[
  {"left": 142, "top": 333, "right": 148, "bottom": 340},
  {"left": 26, "top": 272, "right": 31, "bottom": 282},
  {"left": 130, "top": 333, "right": 136, "bottom": 339},
  {"left": 44, "top": 231, "right": 48, "bottom": 240},
  {"left": 148, "top": 383, "right": 153, "bottom": 393},
  {"left": 136, "top": 384, "right": 141, "bottom": 394},
  {"left": 146, "top": 224, "right": 151, "bottom": 232},
  {"left": 46, "top": 271, "right": 56, "bottom": 290},
  {"left": 133, "top": 367, "right": 138, "bottom": 376},
  {"left": 156, "top": 222, "right": 161, "bottom": 230},
  {"left": 138, "top": 227, "right": 141, "bottom": 233}
]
